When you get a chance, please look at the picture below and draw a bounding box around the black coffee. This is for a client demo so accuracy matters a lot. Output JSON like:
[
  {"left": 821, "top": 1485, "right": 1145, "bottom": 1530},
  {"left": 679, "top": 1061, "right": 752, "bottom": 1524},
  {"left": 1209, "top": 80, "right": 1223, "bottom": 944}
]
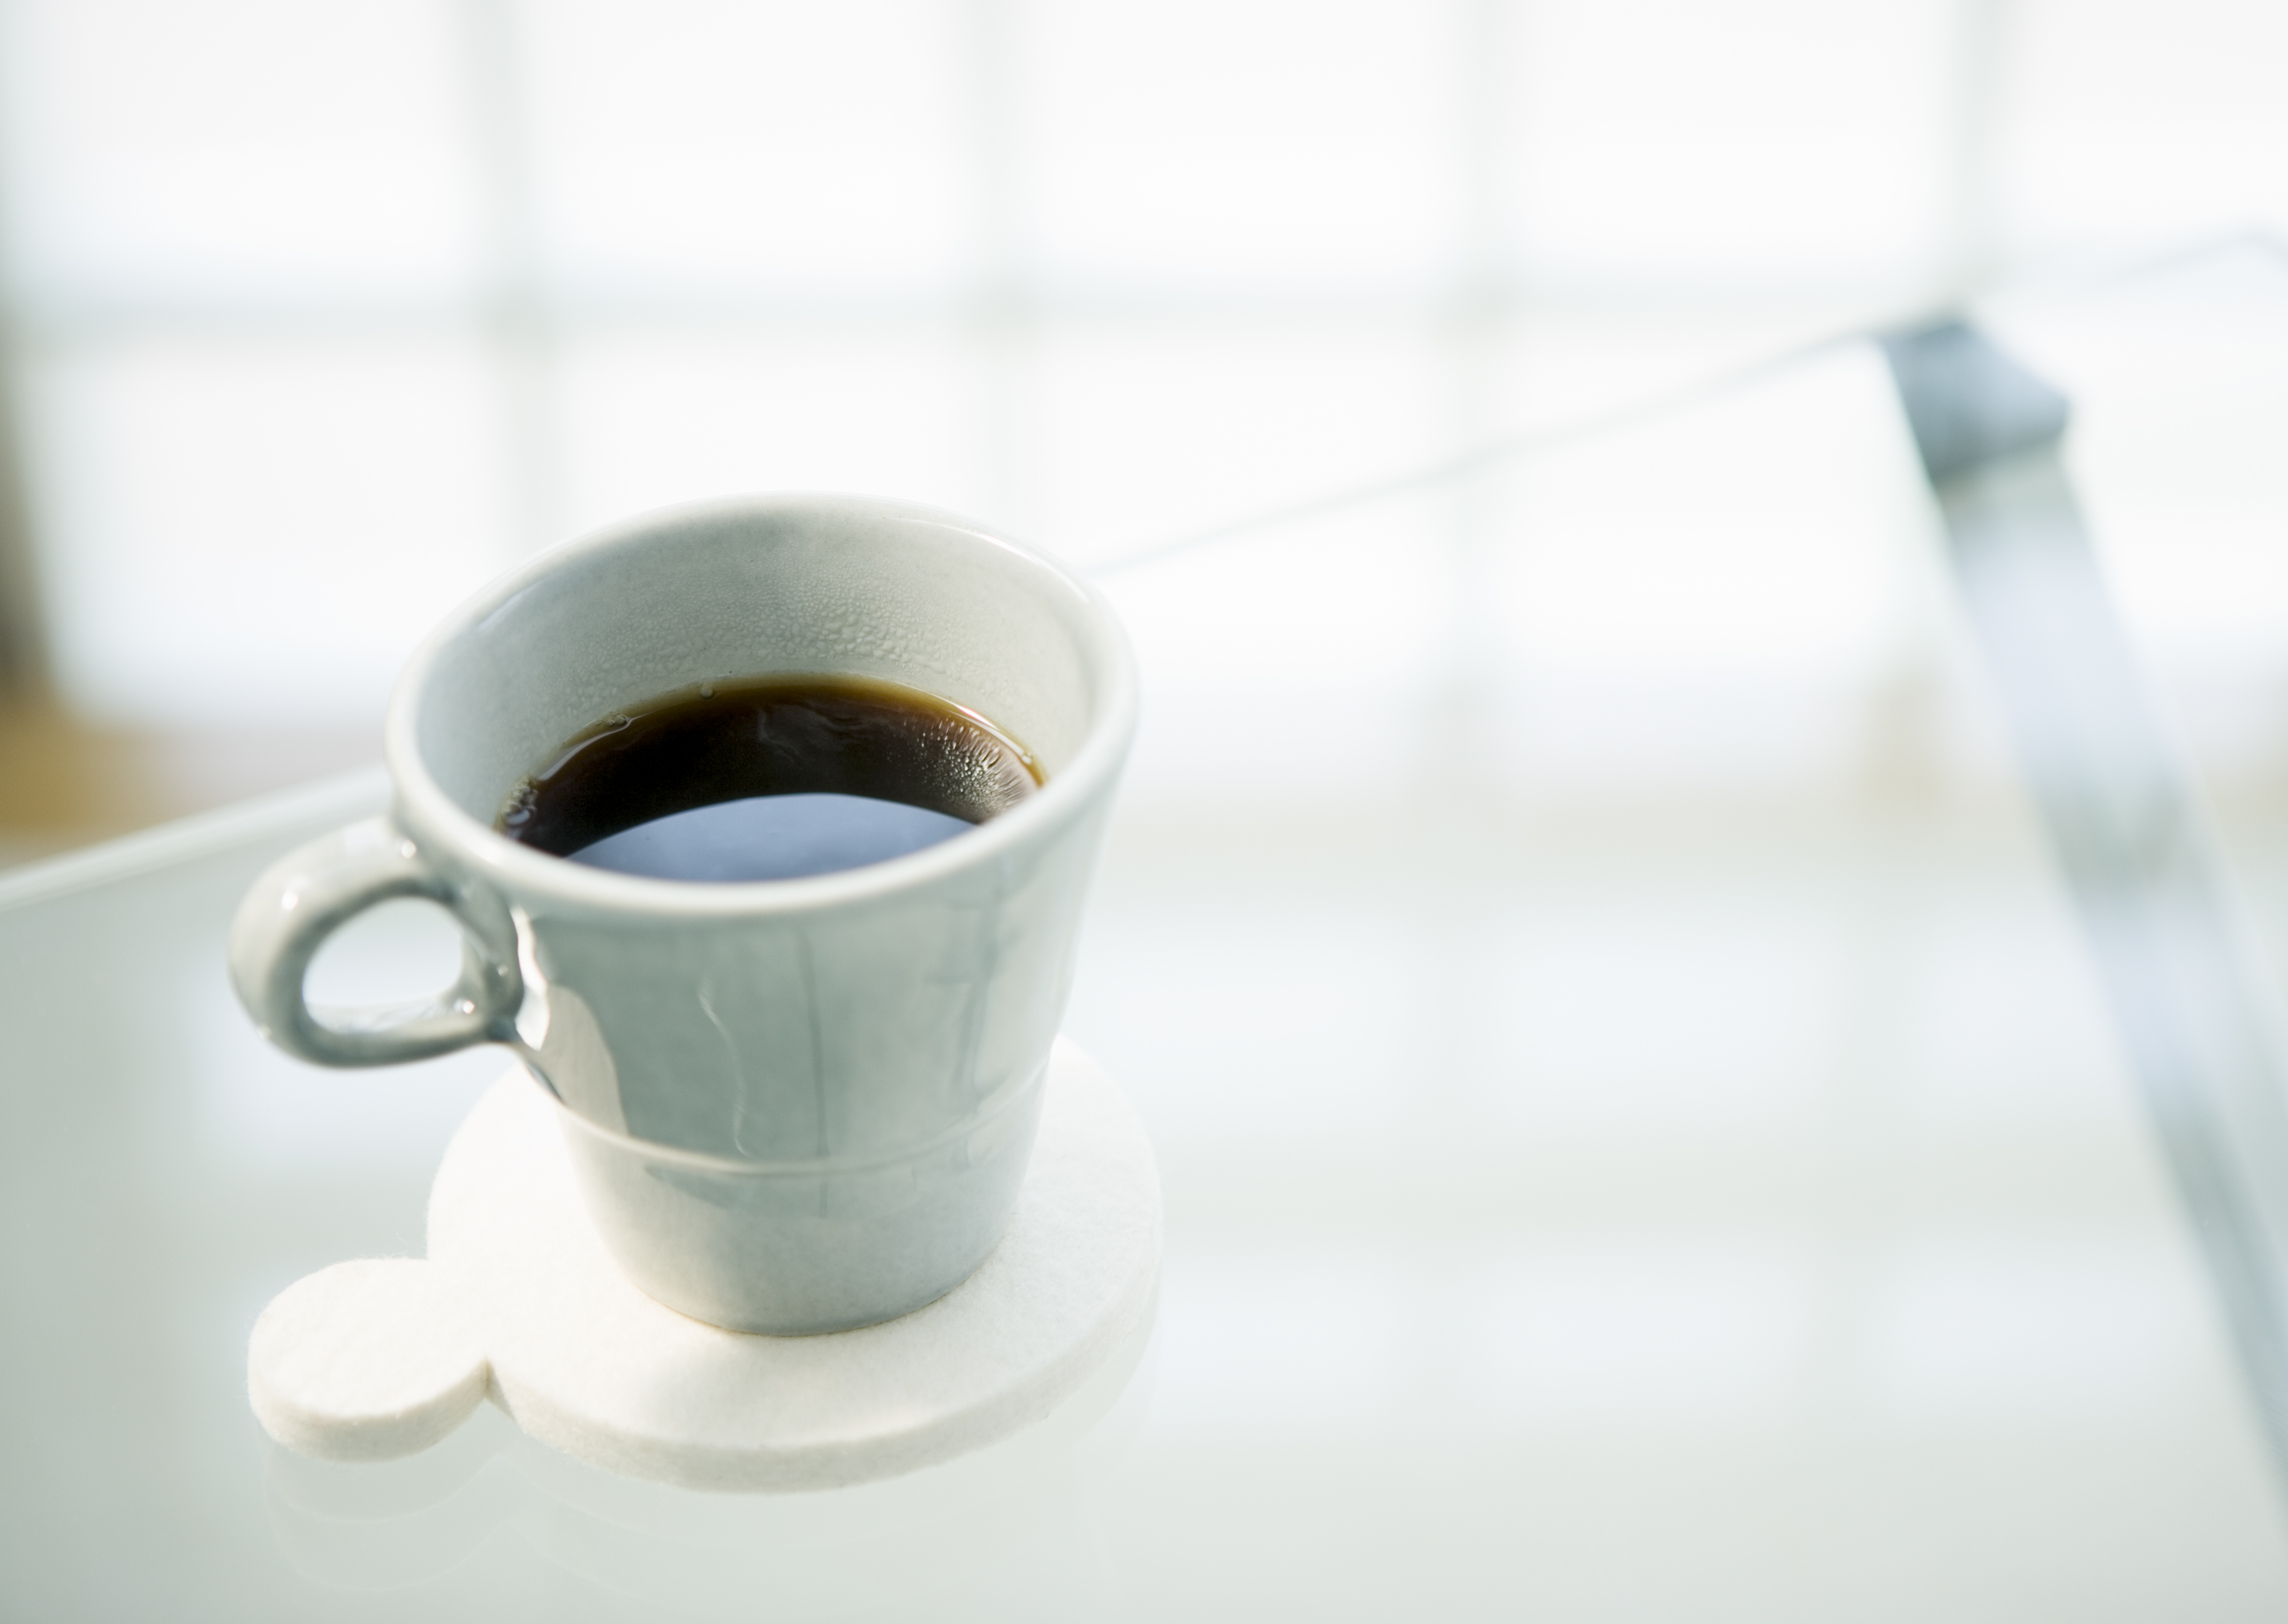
[{"left": 497, "top": 675, "right": 1041, "bottom": 883}]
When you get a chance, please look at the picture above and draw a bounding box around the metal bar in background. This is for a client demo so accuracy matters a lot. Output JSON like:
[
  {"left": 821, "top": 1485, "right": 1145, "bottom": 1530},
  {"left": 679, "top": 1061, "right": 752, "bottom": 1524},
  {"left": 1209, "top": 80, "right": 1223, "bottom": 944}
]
[
  {"left": 0, "top": 352, "right": 46, "bottom": 697},
  {"left": 0, "top": 109, "right": 48, "bottom": 699},
  {"left": 1885, "top": 320, "right": 2288, "bottom": 1484}
]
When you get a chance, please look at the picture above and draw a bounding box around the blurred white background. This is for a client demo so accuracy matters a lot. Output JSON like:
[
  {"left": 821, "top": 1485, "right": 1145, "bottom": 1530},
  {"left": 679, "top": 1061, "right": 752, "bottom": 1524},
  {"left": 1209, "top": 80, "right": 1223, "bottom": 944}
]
[{"left": 1, "top": 0, "right": 2286, "bottom": 821}]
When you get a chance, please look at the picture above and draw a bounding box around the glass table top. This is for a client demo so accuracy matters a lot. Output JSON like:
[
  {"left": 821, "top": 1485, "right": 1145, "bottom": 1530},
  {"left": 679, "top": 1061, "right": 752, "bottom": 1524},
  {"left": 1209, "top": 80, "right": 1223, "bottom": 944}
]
[{"left": 9, "top": 245, "right": 2288, "bottom": 1619}]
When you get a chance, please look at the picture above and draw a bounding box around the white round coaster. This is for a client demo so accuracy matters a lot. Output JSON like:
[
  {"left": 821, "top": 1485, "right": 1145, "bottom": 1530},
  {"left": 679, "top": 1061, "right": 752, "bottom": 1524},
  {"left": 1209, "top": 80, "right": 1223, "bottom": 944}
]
[
  {"left": 248, "top": 1258, "right": 487, "bottom": 1463},
  {"left": 247, "top": 1038, "right": 1161, "bottom": 1493}
]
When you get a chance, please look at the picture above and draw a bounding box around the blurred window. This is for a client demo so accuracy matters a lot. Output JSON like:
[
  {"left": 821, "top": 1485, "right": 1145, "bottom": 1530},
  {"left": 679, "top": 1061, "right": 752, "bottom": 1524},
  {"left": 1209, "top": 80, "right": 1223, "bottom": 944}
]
[{"left": 0, "top": 0, "right": 2283, "bottom": 755}]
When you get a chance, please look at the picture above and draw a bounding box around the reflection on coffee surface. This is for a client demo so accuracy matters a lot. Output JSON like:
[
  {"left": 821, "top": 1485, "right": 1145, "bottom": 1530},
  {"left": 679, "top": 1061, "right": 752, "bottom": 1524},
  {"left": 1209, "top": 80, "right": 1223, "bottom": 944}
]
[{"left": 497, "top": 675, "right": 1041, "bottom": 883}]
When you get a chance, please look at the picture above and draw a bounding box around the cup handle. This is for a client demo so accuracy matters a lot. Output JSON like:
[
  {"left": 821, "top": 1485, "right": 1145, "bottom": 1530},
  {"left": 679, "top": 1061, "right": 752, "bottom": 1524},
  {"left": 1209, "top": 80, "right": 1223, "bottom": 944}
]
[{"left": 229, "top": 816, "right": 524, "bottom": 1068}]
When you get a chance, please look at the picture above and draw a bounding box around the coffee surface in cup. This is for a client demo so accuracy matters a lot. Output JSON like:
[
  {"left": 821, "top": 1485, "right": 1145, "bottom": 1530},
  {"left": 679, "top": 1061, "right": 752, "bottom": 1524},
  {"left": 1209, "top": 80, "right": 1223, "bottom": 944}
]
[{"left": 497, "top": 675, "right": 1040, "bottom": 883}]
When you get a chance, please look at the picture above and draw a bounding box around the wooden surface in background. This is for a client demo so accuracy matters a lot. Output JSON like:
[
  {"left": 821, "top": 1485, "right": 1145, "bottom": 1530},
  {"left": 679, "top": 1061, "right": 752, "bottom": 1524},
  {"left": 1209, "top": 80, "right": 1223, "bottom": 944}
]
[{"left": 0, "top": 700, "right": 375, "bottom": 866}]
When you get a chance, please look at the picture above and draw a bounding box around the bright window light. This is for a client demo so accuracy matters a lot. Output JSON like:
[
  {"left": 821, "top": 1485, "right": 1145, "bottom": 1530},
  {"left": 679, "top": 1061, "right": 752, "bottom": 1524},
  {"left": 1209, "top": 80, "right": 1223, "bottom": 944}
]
[
  {"left": 29, "top": 334, "right": 510, "bottom": 724},
  {"left": 1503, "top": 0, "right": 1954, "bottom": 292},
  {"left": 1488, "top": 347, "right": 1921, "bottom": 678},
  {"left": 521, "top": 0, "right": 980, "bottom": 302},
  {"left": 2001, "top": 0, "right": 2288, "bottom": 257},
  {"left": 1, "top": 0, "right": 2283, "bottom": 773},
  {"left": 1021, "top": 319, "right": 1448, "bottom": 561},
  {"left": 1, "top": 0, "right": 476, "bottom": 308},
  {"left": 555, "top": 324, "right": 991, "bottom": 534},
  {"left": 1015, "top": 0, "right": 1466, "bottom": 298}
]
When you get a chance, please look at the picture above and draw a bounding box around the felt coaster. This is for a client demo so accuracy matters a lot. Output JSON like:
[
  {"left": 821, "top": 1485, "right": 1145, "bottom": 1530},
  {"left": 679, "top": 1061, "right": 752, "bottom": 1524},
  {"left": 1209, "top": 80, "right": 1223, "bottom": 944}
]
[{"left": 247, "top": 1038, "right": 1161, "bottom": 1493}]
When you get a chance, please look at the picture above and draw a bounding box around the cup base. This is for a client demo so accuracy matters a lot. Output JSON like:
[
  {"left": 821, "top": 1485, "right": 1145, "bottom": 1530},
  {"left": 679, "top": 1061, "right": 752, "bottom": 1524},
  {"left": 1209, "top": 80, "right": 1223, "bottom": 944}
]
[
  {"left": 553, "top": 1071, "right": 1049, "bottom": 1336},
  {"left": 247, "top": 1038, "right": 1162, "bottom": 1492}
]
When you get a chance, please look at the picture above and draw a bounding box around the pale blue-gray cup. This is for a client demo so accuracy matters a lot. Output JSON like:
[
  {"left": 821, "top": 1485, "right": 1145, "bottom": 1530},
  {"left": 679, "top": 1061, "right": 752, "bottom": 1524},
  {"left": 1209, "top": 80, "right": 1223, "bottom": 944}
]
[{"left": 230, "top": 496, "right": 1136, "bottom": 1334}]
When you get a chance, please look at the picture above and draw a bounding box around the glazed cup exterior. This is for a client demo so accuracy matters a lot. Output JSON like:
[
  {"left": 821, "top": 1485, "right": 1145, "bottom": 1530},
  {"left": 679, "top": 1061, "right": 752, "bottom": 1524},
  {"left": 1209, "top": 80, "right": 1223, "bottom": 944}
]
[{"left": 232, "top": 496, "right": 1135, "bottom": 1335}]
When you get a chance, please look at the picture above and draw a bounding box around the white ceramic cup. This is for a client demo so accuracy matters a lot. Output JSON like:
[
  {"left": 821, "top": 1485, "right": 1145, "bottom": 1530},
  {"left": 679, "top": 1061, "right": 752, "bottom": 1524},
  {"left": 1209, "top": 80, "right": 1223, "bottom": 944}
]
[{"left": 230, "top": 496, "right": 1136, "bottom": 1335}]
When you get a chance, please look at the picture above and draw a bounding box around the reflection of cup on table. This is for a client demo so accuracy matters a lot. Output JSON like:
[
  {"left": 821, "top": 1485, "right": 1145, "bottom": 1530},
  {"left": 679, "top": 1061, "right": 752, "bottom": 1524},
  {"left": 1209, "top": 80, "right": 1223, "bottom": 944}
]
[
  {"left": 261, "top": 1302, "right": 1160, "bottom": 1612},
  {"left": 230, "top": 495, "right": 1137, "bottom": 1334}
]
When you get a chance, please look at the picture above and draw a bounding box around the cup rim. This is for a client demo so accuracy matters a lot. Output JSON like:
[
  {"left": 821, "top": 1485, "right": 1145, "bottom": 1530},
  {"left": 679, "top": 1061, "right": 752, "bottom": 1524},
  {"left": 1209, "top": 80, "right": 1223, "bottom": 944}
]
[{"left": 382, "top": 492, "right": 1138, "bottom": 917}]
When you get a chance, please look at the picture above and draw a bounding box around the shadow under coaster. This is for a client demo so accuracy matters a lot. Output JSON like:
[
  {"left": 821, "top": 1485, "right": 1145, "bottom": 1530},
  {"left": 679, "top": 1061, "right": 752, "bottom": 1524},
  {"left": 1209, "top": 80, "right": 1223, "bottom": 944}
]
[{"left": 247, "top": 1037, "right": 1163, "bottom": 1493}]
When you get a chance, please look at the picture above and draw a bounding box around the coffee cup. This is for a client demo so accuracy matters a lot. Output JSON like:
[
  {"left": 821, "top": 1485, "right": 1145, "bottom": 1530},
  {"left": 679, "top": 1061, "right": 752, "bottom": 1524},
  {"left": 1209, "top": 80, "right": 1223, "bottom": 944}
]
[{"left": 229, "top": 495, "right": 1137, "bottom": 1335}]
